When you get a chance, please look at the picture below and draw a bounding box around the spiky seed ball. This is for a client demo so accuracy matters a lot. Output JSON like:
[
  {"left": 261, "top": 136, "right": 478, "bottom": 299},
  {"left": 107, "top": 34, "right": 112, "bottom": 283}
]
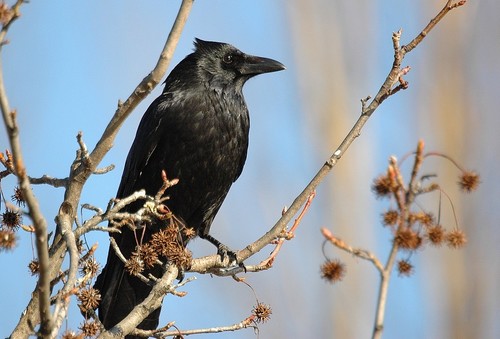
[
  {"left": 320, "top": 259, "right": 346, "bottom": 283},
  {"left": 183, "top": 227, "right": 196, "bottom": 240},
  {"left": 446, "top": 229, "right": 467, "bottom": 249},
  {"left": 11, "top": 186, "right": 26, "bottom": 207},
  {"left": 382, "top": 210, "right": 399, "bottom": 226},
  {"left": 28, "top": 259, "right": 40, "bottom": 275},
  {"left": 458, "top": 171, "right": 480, "bottom": 193},
  {"left": 394, "top": 228, "right": 422, "bottom": 251},
  {"left": 1, "top": 208, "right": 22, "bottom": 230},
  {"left": 0, "top": 230, "right": 16, "bottom": 251},
  {"left": 411, "top": 212, "right": 434, "bottom": 226},
  {"left": 79, "top": 320, "right": 100, "bottom": 337},
  {"left": 372, "top": 175, "right": 393, "bottom": 198},
  {"left": 77, "top": 287, "right": 101, "bottom": 313},
  {"left": 139, "top": 243, "right": 160, "bottom": 268},
  {"left": 150, "top": 227, "right": 181, "bottom": 257},
  {"left": 125, "top": 252, "right": 144, "bottom": 276},
  {"left": 80, "top": 258, "right": 100, "bottom": 277},
  {"left": 397, "top": 259, "right": 414, "bottom": 277},
  {"left": 252, "top": 302, "right": 272, "bottom": 323},
  {"left": 426, "top": 225, "right": 445, "bottom": 246}
]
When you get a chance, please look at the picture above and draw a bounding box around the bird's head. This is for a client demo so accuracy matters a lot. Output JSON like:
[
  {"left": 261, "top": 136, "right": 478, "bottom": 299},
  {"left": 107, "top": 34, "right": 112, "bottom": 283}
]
[{"left": 193, "top": 38, "right": 285, "bottom": 90}]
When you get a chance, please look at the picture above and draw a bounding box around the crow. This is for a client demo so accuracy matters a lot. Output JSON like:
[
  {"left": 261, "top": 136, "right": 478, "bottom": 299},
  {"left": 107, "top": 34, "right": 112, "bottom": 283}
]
[{"left": 94, "top": 38, "right": 285, "bottom": 336}]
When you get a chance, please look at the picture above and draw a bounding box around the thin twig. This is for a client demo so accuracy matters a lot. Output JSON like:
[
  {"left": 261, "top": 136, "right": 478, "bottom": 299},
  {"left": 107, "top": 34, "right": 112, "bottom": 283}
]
[
  {"left": 134, "top": 315, "right": 258, "bottom": 338},
  {"left": 109, "top": 237, "right": 151, "bottom": 286},
  {"left": 77, "top": 190, "right": 147, "bottom": 236},
  {"left": 321, "top": 227, "right": 384, "bottom": 273},
  {"left": 258, "top": 191, "right": 315, "bottom": 268},
  {"left": 0, "top": 0, "right": 24, "bottom": 49},
  {"left": 29, "top": 174, "right": 68, "bottom": 188}
]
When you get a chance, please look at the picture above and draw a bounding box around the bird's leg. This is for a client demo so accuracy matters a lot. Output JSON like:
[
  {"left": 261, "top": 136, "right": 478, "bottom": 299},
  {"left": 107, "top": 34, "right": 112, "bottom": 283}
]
[{"left": 200, "top": 233, "right": 245, "bottom": 270}]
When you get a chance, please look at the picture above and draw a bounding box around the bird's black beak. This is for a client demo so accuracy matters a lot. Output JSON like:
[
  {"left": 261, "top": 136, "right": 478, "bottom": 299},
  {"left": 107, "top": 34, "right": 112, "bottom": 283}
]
[{"left": 239, "top": 55, "right": 286, "bottom": 76}]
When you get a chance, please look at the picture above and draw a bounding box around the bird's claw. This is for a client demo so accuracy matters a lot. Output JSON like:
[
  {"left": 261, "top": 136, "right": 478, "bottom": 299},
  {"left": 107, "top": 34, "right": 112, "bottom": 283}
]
[
  {"left": 176, "top": 267, "right": 185, "bottom": 282},
  {"left": 217, "top": 244, "right": 246, "bottom": 272},
  {"left": 216, "top": 243, "right": 237, "bottom": 264}
]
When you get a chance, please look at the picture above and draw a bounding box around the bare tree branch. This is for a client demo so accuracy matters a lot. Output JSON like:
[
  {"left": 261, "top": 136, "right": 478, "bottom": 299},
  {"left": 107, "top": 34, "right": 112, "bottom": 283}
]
[{"left": 28, "top": 174, "right": 68, "bottom": 188}]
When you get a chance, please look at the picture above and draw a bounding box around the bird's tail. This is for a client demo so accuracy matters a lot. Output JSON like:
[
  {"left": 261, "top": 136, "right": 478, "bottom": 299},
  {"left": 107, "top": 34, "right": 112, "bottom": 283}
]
[{"left": 94, "top": 246, "right": 161, "bottom": 337}]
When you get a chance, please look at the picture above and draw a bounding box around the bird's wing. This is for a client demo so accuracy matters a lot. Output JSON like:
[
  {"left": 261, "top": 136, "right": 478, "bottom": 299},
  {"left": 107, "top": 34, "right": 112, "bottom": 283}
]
[
  {"left": 96, "top": 93, "right": 177, "bottom": 327},
  {"left": 116, "top": 95, "right": 170, "bottom": 200}
]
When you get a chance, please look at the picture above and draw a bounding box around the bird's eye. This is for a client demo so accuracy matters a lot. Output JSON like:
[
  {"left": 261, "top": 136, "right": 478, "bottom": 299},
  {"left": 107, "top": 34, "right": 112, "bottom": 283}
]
[{"left": 222, "top": 54, "right": 234, "bottom": 64}]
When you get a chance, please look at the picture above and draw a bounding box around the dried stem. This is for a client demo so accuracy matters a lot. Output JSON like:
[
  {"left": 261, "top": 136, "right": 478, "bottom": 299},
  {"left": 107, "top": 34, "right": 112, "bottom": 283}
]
[
  {"left": 258, "top": 191, "right": 315, "bottom": 269},
  {"left": 321, "top": 228, "right": 384, "bottom": 273},
  {"left": 0, "top": 0, "right": 24, "bottom": 48},
  {"left": 134, "top": 315, "right": 258, "bottom": 337}
]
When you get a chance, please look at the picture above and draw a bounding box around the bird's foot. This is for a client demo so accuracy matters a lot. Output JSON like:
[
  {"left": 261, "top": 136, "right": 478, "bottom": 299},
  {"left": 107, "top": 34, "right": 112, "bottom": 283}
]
[
  {"left": 216, "top": 244, "right": 246, "bottom": 272},
  {"left": 176, "top": 268, "right": 185, "bottom": 282},
  {"left": 201, "top": 233, "right": 246, "bottom": 271}
]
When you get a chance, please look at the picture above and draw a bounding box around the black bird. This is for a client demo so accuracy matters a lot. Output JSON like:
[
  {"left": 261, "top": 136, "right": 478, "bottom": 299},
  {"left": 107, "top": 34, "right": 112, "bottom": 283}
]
[{"left": 95, "top": 38, "right": 285, "bottom": 335}]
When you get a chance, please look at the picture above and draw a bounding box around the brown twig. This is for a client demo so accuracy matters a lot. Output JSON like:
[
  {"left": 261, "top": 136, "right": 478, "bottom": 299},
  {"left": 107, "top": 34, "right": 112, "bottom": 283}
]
[
  {"left": 109, "top": 237, "right": 152, "bottom": 286},
  {"left": 258, "top": 191, "right": 315, "bottom": 269},
  {"left": 321, "top": 228, "right": 384, "bottom": 273},
  {"left": 0, "top": 0, "right": 24, "bottom": 49}
]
